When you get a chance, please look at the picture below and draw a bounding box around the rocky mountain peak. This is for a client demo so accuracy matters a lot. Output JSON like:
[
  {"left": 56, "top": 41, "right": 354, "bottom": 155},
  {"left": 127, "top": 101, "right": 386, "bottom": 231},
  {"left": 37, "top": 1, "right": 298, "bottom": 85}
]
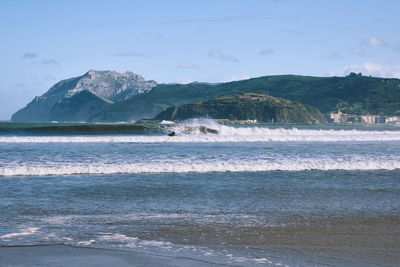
[
  {"left": 11, "top": 70, "right": 157, "bottom": 122},
  {"left": 69, "top": 70, "right": 156, "bottom": 101}
]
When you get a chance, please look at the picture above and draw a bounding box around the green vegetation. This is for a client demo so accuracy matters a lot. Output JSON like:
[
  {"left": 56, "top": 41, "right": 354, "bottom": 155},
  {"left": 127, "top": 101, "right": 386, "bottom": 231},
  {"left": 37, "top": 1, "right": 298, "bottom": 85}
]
[
  {"left": 154, "top": 93, "right": 326, "bottom": 124},
  {"left": 89, "top": 73, "right": 400, "bottom": 122},
  {"left": 50, "top": 90, "right": 111, "bottom": 122}
]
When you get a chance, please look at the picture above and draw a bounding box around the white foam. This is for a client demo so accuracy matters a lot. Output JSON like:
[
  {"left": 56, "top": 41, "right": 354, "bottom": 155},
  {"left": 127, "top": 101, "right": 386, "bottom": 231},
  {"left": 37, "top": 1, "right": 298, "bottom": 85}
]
[
  {"left": 77, "top": 240, "right": 96, "bottom": 245},
  {"left": 1, "top": 122, "right": 400, "bottom": 143},
  {"left": 160, "top": 120, "right": 174, "bottom": 124},
  {"left": 253, "top": 258, "right": 269, "bottom": 263},
  {"left": 0, "top": 227, "right": 39, "bottom": 239},
  {"left": 99, "top": 233, "right": 138, "bottom": 243},
  {"left": 1, "top": 157, "right": 399, "bottom": 177},
  {"left": 97, "top": 233, "right": 171, "bottom": 249}
]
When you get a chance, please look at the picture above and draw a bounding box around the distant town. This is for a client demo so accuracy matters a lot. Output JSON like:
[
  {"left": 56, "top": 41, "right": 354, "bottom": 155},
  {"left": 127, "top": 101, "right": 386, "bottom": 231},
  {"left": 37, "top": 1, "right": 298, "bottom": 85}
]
[{"left": 329, "top": 110, "right": 400, "bottom": 126}]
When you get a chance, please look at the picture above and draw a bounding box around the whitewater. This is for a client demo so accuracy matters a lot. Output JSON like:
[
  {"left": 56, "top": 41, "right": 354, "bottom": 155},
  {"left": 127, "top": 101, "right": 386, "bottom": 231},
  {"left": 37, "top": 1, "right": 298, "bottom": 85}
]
[
  {"left": 1, "top": 121, "right": 400, "bottom": 143},
  {"left": 2, "top": 157, "right": 400, "bottom": 177}
]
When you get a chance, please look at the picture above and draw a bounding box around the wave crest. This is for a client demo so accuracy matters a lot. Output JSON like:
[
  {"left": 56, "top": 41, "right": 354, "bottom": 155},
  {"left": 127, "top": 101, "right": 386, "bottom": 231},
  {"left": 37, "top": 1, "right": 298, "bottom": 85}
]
[
  {"left": 1, "top": 119, "right": 400, "bottom": 143},
  {"left": 1, "top": 158, "right": 399, "bottom": 177}
]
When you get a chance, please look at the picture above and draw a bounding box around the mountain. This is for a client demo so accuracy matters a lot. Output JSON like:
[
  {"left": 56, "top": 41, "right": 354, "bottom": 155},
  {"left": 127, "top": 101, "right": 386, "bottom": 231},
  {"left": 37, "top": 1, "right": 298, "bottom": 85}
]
[
  {"left": 89, "top": 82, "right": 219, "bottom": 122},
  {"left": 49, "top": 90, "right": 113, "bottom": 122},
  {"left": 11, "top": 70, "right": 157, "bottom": 122},
  {"left": 154, "top": 93, "right": 326, "bottom": 124},
  {"left": 12, "top": 71, "right": 400, "bottom": 122},
  {"left": 90, "top": 73, "right": 400, "bottom": 122}
]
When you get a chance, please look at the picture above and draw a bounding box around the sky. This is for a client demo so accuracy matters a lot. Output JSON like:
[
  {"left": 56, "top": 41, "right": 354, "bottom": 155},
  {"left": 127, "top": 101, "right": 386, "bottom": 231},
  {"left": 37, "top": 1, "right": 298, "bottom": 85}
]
[{"left": 1, "top": 0, "right": 400, "bottom": 120}]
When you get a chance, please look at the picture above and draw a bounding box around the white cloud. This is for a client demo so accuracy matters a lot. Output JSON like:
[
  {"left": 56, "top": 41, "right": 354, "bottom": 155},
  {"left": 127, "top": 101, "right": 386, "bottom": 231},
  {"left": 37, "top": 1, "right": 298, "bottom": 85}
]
[
  {"left": 259, "top": 48, "right": 274, "bottom": 55},
  {"left": 175, "top": 61, "right": 200, "bottom": 69},
  {"left": 208, "top": 50, "right": 238, "bottom": 62},
  {"left": 329, "top": 62, "right": 400, "bottom": 78},
  {"left": 179, "top": 78, "right": 194, "bottom": 84},
  {"left": 352, "top": 47, "right": 365, "bottom": 57},
  {"left": 365, "top": 37, "right": 385, "bottom": 47},
  {"left": 225, "top": 74, "right": 251, "bottom": 82}
]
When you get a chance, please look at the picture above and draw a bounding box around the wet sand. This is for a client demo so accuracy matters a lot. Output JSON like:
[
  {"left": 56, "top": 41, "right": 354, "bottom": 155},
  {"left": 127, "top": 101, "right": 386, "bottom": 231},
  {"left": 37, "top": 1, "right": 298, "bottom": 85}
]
[
  {"left": 0, "top": 244, "right": 224, "bottom": 267},
  {"left": 137, "top": 215, "right": 400, "bottom": 266},
  {"left": 1, "top": 215, "right": 399, "bottom": 267}
]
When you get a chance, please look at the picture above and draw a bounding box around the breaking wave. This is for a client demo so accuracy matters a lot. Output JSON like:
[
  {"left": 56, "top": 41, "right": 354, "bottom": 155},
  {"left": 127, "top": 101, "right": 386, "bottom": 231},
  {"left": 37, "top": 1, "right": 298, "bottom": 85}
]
[
  {"left": 1, "top": 119, "right": 400, "bottom": 143},
  {"left": 1, "top": 129, "right": 400, "bottom": 143},
  {"left": 1, "top": 158, "right": 399, "bottom": 177}
]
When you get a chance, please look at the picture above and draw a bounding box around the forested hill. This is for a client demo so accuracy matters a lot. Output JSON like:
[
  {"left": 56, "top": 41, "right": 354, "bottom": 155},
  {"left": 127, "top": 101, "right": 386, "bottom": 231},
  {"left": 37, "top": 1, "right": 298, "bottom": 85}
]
[
  {"left": 154, "top": 93, "right": 327, "bottom": 124},
  {"left": 90, "top": 73, "right": 400, "bottom": 122}
]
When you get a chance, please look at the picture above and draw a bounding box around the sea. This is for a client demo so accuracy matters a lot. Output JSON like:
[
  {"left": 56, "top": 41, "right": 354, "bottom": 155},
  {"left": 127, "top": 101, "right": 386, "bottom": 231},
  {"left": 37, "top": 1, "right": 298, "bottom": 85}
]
[{"left": 0, "top": 119, "right": 399, "bottom": 266}]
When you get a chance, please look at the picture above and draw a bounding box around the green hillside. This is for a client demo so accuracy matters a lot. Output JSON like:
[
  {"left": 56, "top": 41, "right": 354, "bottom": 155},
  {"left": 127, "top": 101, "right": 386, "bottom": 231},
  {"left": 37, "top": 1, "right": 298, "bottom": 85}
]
[
  {"left": 49, "top": 90, "right": 112, "bottom": 122},
  {"left": 154, "top": 93, "right": 326, "bottom": 124},
  {"left": 89, "top": 73, "right": 400, "bottom": 122}
]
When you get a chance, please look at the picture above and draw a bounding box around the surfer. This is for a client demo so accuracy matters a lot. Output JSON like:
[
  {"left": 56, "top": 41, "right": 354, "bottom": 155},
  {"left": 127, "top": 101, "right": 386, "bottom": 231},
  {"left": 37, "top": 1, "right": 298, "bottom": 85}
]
[{"left": 168, "top": 131, "right": 176, "bottom": 137}]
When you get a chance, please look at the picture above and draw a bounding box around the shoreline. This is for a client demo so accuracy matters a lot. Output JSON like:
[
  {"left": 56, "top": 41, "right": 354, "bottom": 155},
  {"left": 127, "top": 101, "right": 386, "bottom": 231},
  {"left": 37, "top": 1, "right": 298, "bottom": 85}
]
[
  {"left": 2, "top": 214, "right": 399, "bottom": 266},
  {"left": 1, "top": 238, "right": 399, "bottom": 267},
  {"left": 0, "top": 244, "right": 225, "bottom": 267}
]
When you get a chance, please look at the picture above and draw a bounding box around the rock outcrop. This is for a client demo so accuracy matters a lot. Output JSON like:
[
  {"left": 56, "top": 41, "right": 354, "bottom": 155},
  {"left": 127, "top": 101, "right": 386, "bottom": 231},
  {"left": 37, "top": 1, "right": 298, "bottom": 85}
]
[{"left": 11, "top": 70, "right": 157, "bottom": 122}]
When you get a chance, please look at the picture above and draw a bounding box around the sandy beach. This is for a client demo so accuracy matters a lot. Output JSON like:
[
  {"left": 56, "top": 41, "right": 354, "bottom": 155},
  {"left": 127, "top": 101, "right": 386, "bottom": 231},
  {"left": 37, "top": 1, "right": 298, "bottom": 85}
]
[{"left": 0, "top": 244, "right": 224, "bottom": 267}]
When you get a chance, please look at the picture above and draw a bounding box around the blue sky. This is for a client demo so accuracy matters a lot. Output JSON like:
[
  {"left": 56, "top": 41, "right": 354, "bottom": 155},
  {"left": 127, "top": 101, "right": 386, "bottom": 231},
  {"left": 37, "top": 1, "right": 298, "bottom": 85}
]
[{"left": 1, "top": 0, "right": 400, "bottom": 120}]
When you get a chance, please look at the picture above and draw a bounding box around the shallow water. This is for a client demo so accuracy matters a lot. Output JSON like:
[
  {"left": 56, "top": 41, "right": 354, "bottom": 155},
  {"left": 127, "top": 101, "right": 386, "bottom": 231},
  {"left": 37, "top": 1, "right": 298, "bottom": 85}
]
[{"left": 1, "top": 120, "right": 399, "bottom": 266}]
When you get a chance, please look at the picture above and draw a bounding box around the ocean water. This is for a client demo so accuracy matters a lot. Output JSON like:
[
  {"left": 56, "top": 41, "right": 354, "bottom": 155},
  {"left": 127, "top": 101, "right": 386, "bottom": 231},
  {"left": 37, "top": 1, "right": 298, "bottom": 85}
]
[{"left": 0, "top": 119, "right": 399, "bottom": 266}]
